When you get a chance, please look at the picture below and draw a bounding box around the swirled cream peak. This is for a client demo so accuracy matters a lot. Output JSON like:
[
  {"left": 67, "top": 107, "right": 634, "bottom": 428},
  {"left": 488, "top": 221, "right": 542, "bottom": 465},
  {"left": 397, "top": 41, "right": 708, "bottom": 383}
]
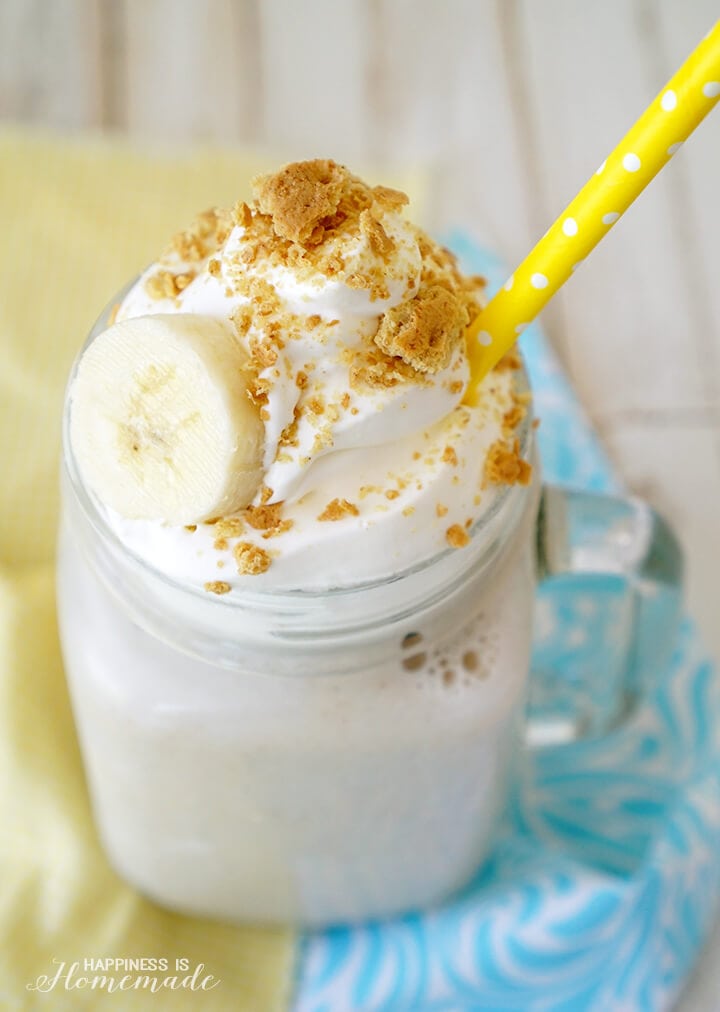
[
  {"left": 98, "top": 159, "right": 532, "bottom": 589},
  {"left": 117, "top": 160, "right": 484, "bottom": 505}
]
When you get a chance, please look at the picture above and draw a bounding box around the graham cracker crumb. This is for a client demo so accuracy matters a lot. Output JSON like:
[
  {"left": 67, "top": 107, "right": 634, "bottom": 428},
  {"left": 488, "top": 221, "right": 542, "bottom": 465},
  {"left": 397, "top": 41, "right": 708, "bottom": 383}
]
[
  {"left": 278, "top": 411, "right": 300, "bottom": 448},
  {"left": 359, "top": 208, "right": 395, "bottom": 259},
  {"left": 495, "top": 348, "right": 523, "bottom": 371},
  {"left": 485, "top": 439, "right": 532, "bottom": 486},
  {"left": 446, "top": 524, "right": 470, "bottom": 548},
  {"left": 214, "top": 517, "right": 245, "bottom": 541},
  {"left": 166, "top": 207, "right": 232, "bottom": 262},
  {"left": 234, "top": 201, "right": 253, "bottom": 228},
  {"left": 184, "top": 524, "right": 197, "bottom": 532},
  {"left": 442, "top": 445, "right": 458, "bottom": 466},
  {"left": 204, "top": 580, "right": 231, "bottom": 595},
  {"left": 318, "top": 498, "right": 359, "bottom": 521},
  {"left": 372, "top": 185, "right": 409, "bottom": 211},
  {"left": 252, "top": 159, "right": 347, "bottom": 245},
  {"left": 244, "top": 502, "right": 284, "bottom": 531},
  {"left": 261, "top": 520, "right": 294, "bottom": 539},
  {"left": 234, "top": 542, "right": 272, "bottom": 576},
  {"left": 503, "top": 404, "right": 526, "bottom": 432},
  {"left": 374, "top": 284, "right": 468, "bottom": 374},
  {"left": 436, "top": 503, "right": 448, "bottom": 517},
  {"left": 349, "top": 345, "right": 423, "bottom": 391},
  {"left": 145, "top": 269, "right": 196, "bottom": 300},
  {"left": 231, "top": 304, "right": 253, "bottom": 338},
  {"left": 385, "top": 489, "right": 400, "bottom": 500}
]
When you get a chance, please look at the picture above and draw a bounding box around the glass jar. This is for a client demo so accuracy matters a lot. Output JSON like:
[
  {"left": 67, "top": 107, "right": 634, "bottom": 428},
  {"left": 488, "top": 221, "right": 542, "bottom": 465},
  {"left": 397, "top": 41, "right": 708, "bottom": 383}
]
[{"left": 56, "top": 296, "right": 682, "bottom": 927}]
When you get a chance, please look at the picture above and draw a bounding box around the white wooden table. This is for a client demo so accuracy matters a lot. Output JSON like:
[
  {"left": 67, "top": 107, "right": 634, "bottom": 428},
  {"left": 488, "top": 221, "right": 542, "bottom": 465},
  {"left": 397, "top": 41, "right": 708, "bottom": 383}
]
[{"left": 2, "top": 2, "right": 719, "bottom": 1006}]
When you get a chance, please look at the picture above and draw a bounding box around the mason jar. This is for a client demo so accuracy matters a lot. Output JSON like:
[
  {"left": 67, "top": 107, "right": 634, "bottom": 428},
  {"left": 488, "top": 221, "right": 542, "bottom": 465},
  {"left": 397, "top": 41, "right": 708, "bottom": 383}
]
[{"left": 56, "top": 295, "right": 682, "bottom": 927}]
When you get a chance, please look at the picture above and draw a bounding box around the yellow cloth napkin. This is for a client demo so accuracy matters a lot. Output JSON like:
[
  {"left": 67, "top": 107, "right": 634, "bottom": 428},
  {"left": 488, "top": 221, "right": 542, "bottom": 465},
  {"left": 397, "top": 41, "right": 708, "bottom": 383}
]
[
  {"left": 0, "top": 128, "right": 383, "bottom": 1012},
  {"left": 0, "top": 127, "right": 426, "bottom": 1011}
]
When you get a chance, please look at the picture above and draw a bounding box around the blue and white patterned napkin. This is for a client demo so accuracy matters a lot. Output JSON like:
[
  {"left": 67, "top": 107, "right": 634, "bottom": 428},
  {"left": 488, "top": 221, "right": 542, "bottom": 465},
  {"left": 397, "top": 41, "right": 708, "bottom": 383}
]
[{"left": 293, "top": 240, "right": 720, "bottom": 1012}]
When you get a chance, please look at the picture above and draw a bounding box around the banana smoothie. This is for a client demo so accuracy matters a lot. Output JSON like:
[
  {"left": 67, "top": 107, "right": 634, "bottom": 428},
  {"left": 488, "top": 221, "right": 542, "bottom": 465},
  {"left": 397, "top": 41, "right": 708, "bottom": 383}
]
[{"left": 58, "top": 160, "right": 537, "bottom": 924}]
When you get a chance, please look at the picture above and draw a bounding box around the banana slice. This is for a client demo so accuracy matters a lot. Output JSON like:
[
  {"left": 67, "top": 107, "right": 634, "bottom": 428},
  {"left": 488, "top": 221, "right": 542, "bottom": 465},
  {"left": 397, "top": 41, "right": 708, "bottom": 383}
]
[{"left": 69, "top": 314, "right": 265, "bottom": 524}]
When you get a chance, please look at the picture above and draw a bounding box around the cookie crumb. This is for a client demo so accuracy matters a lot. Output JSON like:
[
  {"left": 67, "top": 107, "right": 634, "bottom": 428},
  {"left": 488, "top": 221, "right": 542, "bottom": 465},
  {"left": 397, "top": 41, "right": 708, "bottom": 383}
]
[
  {"left": 359, "top": 208, "right": 395, "bottom": 259},
  {"left": 374, "top": 284, "right": 468, "bottom": 374},
  {"left": 442, "top": 445, "right": 458, "bottom": 466},
  {"left": 234, "top": 542, "right": 272, "bottom": 575},
  {"left": 252, "top": 159, "right": 347, "bottom": 245},
  {"left": 318, "top": 498, "right": 359, "bottom": 521},
  {"left": 502, "top": 404, "right": 526, "bottom": 432},
  {"left": 446, "top": 524, "right": 470, "bottom": 548},
  {"left": 145, "top": 269, "right": 195, "bottom": 300},
  {"left": 436, "top": 503, "right": 448, "bottom": 517},
  {"left": 372, "top": 185, "right": 409, "bottom": 211},
  {"left": 204, "top": 580, "right": 231, "bottom": 595},
  {"left": 215, "top": 517, "right": 245, "bottom": 539},
  {"left": 234, "top": 201, "right": 253, "bottom": 228},
  {"left": 485, "top": 439, "right": 532, "bottom": 486},
  {"left": 244, "top": 502, "right": 284, "bottom": 531},
  {"left": 495, "top": 348, "right": 523, "bottom": 371}
]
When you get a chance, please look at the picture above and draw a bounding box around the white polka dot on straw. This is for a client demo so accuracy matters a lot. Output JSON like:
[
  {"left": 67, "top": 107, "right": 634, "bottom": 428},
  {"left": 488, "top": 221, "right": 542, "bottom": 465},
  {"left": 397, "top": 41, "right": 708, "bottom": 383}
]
[
  {"left": 661, "top": 90, "right": 677, "bottom": 111},
  {"left": 667, "top": 142, "right": 683, "bottom": 156},
  {"left": 562, "top": 218, "right": 578, "bottom": 236},
  {"left": 503, "top": 275, "right": 514, "bottom": 291},
  {"left": 530, "top": 273, "right": 548, "bottom": 289},
  {"left": 596, "top": 160, "right": 606, "bottom": 175},
  {"left": 703, "top": 82, "right": 720, "bottom": 98},
  {"left": 515, "top": 323, "right": 529, "bottom": 335},
  {"left": 602, "top": 212, "right": 620, "bottom": 225},
  {"left": 623, "top": 153, "right": 642, "bottom": 172},
  {"left": 477, "top": 330, "right": 493, "bottom": 346}
]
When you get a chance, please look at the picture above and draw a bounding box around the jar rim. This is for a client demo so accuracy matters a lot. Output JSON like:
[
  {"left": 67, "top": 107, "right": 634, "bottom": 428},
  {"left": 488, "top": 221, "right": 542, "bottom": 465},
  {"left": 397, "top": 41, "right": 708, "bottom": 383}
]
[{"left": 62, "top": 282, "right": 536, "bottom": 608}]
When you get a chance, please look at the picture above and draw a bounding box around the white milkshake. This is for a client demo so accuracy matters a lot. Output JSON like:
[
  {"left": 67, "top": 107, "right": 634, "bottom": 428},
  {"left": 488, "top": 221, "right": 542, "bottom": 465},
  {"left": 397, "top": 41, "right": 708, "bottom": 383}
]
[{"left": 58, "top": 160, "right": 537, "bottom": 924}]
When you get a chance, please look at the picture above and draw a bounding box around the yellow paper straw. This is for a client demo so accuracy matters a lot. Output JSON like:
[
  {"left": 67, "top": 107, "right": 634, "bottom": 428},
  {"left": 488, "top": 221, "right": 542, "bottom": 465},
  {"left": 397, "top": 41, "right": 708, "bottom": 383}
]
[{"left": 464, "top": 20, "right": 720, "bottom": 404}]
